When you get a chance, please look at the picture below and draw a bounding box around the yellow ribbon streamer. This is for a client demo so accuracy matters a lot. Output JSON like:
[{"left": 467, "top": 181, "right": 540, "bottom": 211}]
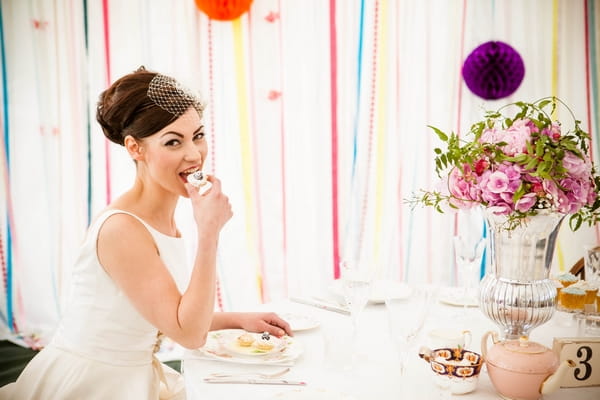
[{"left": 232, "top": 19, "right": 263, "bottom": 299}]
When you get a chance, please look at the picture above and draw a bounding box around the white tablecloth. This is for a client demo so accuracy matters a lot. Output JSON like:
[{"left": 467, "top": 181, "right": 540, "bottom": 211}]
[{"left": 183, "top": 292, "right": 600, "bottom": 400}]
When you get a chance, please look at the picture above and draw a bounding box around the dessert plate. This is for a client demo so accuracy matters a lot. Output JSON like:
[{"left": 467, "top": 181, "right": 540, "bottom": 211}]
[
  {"left": 329, "top": 279, "right": 412, "bottom": 304},
  {"left": 281, "top": 313, "right": 320, "bottom": 332},
  {"left": 438, "top": 287, "right": 479, "bottom": 307},
  {"left": 369, "top": 280, "right": 412, "bottom": 303},
  {"left": 195, "top": 329, "right": 303, "bottom": 365}
]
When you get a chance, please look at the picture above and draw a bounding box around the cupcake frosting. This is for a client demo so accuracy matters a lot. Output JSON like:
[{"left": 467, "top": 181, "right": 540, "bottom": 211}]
[
  {"left": 555, "top": 272, "right": 578, "bottom": 283},
  {"left": 572, "top": 280, "right": 598, "bottom": 291},
  {"left": 562, "top": 286, "right": 585, "bottom": 295}
]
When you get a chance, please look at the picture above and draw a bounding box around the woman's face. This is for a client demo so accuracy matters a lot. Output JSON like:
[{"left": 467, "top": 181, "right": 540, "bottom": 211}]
[{"left": 138, "top": 107, "right": 207, "bottom": 197}]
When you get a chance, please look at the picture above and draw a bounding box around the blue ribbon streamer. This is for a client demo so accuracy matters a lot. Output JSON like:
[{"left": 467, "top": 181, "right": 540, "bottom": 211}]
[
  {"left": 83, "top": 0, "right": 92, "bottom": 226},
  {"left": 0, "top": 0, "right": 14, "bottom": 332},
  {"left": 480, "top": 220, "right": 487, "bottom": 279},
  {"left": 342, "top": 0, "right": 366, "bottom": 262},
  {"left": 350, "top": 0, "right": 366, "bottom": 179}
]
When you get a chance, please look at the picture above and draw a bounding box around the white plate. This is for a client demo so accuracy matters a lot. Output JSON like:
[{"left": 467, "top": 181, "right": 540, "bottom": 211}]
[
  {"left": 329, "top": 279, "right": 412, "bottom": 304},
  {"left": 369, "top": 280, "right": 412, "bottom": 303},
  {"left": 197, "top": 329, "right": 303, "bottom": 365},
  {"left": 281, "top": 313, "right": 320, "bottom": 332},
  {"left": 269, "top": 388, "right": 357, "bottom": 400},
  {"left": 438, "top": 288, "right": 479, "bottom": 307}
]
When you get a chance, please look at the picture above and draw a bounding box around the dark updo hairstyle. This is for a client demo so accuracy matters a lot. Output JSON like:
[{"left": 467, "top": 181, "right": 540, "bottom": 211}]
[{"left": 96, "top": 66, "right": 201, "bottom": 146}]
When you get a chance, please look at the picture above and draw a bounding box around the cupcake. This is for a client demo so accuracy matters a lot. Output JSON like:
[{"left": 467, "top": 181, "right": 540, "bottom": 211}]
[
  {"left": 254, "top": 331, "right": 274, "bottom": 351},
  {"left": 186, "top": 170, "right": 212, "bottom": 194},
  {"left": 571, "top": 280, "right": 599, "bottom": 305},
  {"left": 555, "top": 272, "right": 579, "bottom": 288},
  {"left": 255, "top": 338, "right": 274, "bottom": 351},
  {"left": 186, "top": 170, "right": 208, "bottom": 188},
  {"left": 559, "top": 286, "right": 586, "bottom": 311},
  {"left": 236, "top": 332, "right": 255, "bottom": 347}
]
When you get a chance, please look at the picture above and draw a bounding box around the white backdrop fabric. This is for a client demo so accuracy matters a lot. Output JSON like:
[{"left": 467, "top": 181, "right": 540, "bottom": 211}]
[{"left": 0, "top": 0, "right": 598, "bottom": 344}]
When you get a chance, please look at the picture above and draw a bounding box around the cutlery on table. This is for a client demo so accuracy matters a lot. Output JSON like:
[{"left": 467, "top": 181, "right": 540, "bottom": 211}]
[
  {"left": 290, "top": 296, "right": 350, "bottom": 315},
  {"left": 203, "top": 377, "right": 306, "bottom": 385},
  {"left": 206, "top": 367, "right": 291, "bottom": 379}
]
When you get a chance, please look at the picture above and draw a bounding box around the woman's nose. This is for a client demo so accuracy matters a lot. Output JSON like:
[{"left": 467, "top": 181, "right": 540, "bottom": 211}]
[{"left": 183, "top": 143, "right": 203, "bottom": 162}]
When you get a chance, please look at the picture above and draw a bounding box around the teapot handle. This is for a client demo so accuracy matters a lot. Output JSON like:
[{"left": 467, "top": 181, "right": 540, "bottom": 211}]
[{"left": 481, "top": 330, "right": 499, "bottom": 359}]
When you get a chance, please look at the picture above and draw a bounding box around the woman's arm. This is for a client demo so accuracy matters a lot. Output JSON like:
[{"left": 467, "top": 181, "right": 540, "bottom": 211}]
[
  {"left": 211, "top": 312, "right": 293, "bottom": 337},
  {"left": 98, "top": 177, "right": 232, "bottom": 349}
]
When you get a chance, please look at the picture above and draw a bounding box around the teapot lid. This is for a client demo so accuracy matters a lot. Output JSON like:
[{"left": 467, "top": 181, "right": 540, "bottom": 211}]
[{"left": 487, "top": 336, "right": 558, "bottom": 374}]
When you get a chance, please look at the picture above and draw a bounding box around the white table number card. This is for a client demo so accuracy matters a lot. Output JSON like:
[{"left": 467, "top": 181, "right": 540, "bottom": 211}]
[{"left": 552, "top": 337, "right": 600, "bottom": 388}]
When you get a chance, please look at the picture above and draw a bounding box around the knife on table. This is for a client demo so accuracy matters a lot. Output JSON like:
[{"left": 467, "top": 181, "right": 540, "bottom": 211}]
[{"left": 203, "top": 377, "right": 307, "bottom": 385}]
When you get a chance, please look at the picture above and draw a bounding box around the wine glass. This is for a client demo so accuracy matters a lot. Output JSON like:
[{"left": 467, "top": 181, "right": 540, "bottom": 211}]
[
  {"left": 385, "top": 285, "right": 431, "bottom": 379},
  {"left": 453, "top": 235, "right": 486, "bottom": 317},
  {"left": 339, "top": 259, "right": 372, "bottom": 363}
]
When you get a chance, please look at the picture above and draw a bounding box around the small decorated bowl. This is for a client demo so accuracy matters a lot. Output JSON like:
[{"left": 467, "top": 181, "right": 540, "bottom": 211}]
[{"left": 419, "top": 346, "right": 483, "bottom": 394}]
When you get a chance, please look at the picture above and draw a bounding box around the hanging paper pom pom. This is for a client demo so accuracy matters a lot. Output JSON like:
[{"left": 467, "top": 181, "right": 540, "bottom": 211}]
[
  {"left": 194, "top": 0, "right": 253, "bottom": 21},
  {"left": 462, "top": 41, "right": 525, "bottom": 100}
]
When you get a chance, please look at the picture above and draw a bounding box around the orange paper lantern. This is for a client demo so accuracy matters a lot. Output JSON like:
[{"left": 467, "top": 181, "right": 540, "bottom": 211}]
[{"left": 194, "top": 0, "right": 254, "bottom": 21}]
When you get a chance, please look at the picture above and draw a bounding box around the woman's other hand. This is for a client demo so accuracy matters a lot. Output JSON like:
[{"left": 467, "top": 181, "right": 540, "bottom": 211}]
[{"left": 237, "top": 312, "right": 293, "bottom": 337}]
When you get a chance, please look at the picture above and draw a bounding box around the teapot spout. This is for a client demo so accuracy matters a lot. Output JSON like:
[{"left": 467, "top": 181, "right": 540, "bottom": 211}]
[
  {"left": 418, "top": 346, "right": 433, "bottom": 363},
  {"left": 541, "top": 359, "right": 575, "bottom": 395}
]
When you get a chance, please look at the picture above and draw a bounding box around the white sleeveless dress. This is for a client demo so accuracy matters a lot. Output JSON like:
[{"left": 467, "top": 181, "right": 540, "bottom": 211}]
[{"left": 0, "top": 210, "right": 190, "bottom": 399}]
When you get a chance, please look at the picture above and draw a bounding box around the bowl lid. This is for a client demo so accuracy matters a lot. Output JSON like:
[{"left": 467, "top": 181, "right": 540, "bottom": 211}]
[{"left": 487, "top": 336, "right": 558, "bottom": 374}]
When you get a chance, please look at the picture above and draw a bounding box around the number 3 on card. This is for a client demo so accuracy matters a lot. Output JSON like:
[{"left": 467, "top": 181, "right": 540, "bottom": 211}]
[{"left": 552, "top": 337, "right": 600, "bottom": 387}]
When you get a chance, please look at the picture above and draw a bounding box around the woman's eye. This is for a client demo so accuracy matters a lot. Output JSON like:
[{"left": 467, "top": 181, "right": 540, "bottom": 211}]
[
  {"left": 165, "top": 139, "right": 181, "bottom": 147},
  {"left": 194, "top": 132, "right": 205, "bottom": 141}
]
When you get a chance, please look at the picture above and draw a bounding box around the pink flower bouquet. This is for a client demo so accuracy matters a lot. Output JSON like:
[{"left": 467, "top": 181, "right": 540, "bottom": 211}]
[{"left": 409, "top": 97, "right": 600, "bottom": 230}]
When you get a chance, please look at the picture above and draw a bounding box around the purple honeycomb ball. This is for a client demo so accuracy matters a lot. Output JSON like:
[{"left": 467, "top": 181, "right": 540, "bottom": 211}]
[{"left": 462, "top": 41, "right": 525, "bottom": 100}]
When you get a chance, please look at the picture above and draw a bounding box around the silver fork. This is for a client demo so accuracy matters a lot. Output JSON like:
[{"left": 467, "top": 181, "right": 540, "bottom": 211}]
[{"left": 207, "top": 367, "right": 291, "bottom": 379}]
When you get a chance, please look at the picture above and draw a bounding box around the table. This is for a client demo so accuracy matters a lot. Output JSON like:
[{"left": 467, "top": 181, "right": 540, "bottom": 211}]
[{"left": 183, "top": 290, "right": 600, "bottom": 400}]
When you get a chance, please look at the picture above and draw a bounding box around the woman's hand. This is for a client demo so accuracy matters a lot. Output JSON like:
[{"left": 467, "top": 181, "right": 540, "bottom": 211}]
[
  {"left": 185, "top": 175, "right": 232, "bottom": 234},
  {"left": 237, "top": 312, "right": 293, "bottom": 337}
]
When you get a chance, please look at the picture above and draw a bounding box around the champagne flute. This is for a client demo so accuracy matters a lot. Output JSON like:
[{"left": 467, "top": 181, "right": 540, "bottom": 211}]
[
  {"left": 340, "top": 259, "right": 372, "bottom": 363},
  {"left": 453, "top": 235, "right": 486, "bottom": 315},
  {"left": 385, "top": 286, "right": 431, "bottom": 379}
]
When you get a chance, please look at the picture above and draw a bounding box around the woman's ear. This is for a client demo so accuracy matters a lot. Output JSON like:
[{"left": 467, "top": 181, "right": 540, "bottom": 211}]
[{"left": 124, "top": 135, "right": 144, "bottom": 161}]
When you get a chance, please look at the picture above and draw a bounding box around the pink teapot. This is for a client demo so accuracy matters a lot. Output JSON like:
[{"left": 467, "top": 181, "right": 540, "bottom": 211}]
[{"left": 481, "top": 331, "right": 575, "bottom": 400}]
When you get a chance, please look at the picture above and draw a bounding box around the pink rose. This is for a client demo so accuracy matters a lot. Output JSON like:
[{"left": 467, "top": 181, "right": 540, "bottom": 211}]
[
  {"left": 562, "top": 152, "right": 590, "bottom": 178},
  {"left": 448, "top": 166, "right": 477, "bottom": 208},
  {"left": 487, "top": 171, "right": 509, "bottom": 193},
  {"left": 515, "top": 193, "right": 538, "bottom": 212},
  {"left": 543, "top": 180, "right": 571, "bottom": 213},
  {"left": 487, "top": 203, "right": 513, "bottom": 215}
]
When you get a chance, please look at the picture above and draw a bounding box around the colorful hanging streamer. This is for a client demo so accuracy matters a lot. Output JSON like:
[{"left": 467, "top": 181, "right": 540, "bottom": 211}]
[
  {"left": 329, "top": 0, "right": 341, "bottom": 279},
  {"left": 373, "top": 0, "right": 387, "bottom": 275},
  {"left": 232, "top": 18, "right": 267, "bottom": 302},
  {"left": 83, "top": 0, "right": 92, "bottom": 225},
  {"left": 356, "top": 0, "right": 379, "bottom": 272},
  {"left": 102, "top": 0, "right": 112, "bottom": 205},
  {"left": 585, "top": 0, "right": 600, "bottom": 242},
  {"left": 0, "top": 0, "right": 16, "bottom": 332}
]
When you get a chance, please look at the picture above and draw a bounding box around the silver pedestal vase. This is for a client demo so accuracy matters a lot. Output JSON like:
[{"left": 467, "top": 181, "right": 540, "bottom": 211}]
[{"left": 479, "top": 209, "right": 565, "bottom": 339}]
